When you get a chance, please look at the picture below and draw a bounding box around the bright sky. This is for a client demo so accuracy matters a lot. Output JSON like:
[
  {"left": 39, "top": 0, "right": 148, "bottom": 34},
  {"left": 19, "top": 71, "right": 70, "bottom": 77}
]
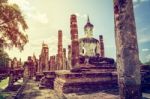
[{"left": 6, "top": 0, "right": 150, "bottom": 63}]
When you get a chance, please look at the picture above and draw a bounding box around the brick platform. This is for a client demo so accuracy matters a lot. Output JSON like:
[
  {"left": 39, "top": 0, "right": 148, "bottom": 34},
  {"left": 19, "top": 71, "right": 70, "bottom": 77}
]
[
  {"left": 54, "top": 64, "right": 117, "bottom": 94},
  {"left": 39, "top": 71, "right": 56, "bottom": 89}
]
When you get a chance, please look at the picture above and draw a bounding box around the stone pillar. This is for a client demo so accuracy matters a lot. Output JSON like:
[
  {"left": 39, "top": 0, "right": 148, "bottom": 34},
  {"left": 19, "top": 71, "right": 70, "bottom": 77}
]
[
  {"left": 68, "top": 45, "right": 72, "bottom": 69},
  {"left": 70, "top": 14, "right": 79, "bottom": 68},
  {"left": 32, "top": 54, "right": 37, "bottom": 72},
  {"left": 8, "top": 60, "right": 12, "bottom": 69},
  {"left": 58, "top": 30, "right": 63, "bottom": 70},
  {"left": 114, "top": 0, "right": 141, "bottom": 99},
  {"left": 37, "top": 56, "right": 40, "bottom": 73},
  {"left": 55, "top": 54, "right": 58, "bottom": 70},
  {"left": 49, "top": 56, "right": 52, "bottom": 70},
  {"left": 50, "top": 56, "right": 56, "bottom": 70},
  {"left": 53, "top": 56, "right": 56, "bottom": 70},
  {"left": 40, "top": 43, "right": 49, "bottom": 72},
  {"left": 12, "top": 57, "right": 18, "bottom": 69},
  {"left": 26, "top": 56, "right": 34, "bottom": 78},
  {"left": 18, "top": 58, "right": 22, "bottom": 68},
  {"left": 99, "top": 35, "right": 105, "bottom": 57},
  {"left": 36, "top": 59, "right": 39, "bottom": 73},
  {"left": 44, "top": 46, "right": 49, "bottom": 71},
  {"left": 38, "top": 55, "right": 43, "bottom": 74},
  {"left": 63, "top": 48, "right": 67, "bottom": 70},
  {"left": 35, "top": 54, "right": 44, "bottom": 81}
]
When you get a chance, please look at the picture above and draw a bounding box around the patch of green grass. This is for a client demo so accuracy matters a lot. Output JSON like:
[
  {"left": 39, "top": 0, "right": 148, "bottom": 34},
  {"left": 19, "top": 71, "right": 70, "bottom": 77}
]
[
  {"left": 0, "top": 77, "right": 9, "bottom": 89},
  {"left": 0, "top": 93, "right": 10, "bottom": 99},
  {"left": 0, "top": 95, "right": 4, "bottom": 99}
]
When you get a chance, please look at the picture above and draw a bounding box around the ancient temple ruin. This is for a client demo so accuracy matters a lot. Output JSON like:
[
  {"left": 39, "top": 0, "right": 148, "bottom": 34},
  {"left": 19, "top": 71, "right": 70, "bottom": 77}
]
[
  {"left": 2, "top": 1, "right": 150, "bottom": 98},
  {"left": 33, "top": 13, "right": 117, "bottom": 92},
  {"left": 14, "top": 1, "right": 145, "bottom": 98},
  {"left": 53, "top": 14, "right": 117, "bottom": 94},
  {"left": 31, "top": 7, "right": 144, "bottom": 98}
]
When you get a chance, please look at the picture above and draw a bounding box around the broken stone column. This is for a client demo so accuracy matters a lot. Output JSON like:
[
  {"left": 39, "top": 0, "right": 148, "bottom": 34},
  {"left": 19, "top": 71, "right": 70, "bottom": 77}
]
[
  {"left": 58, "top": 30, "right": 63, "bottom": 70},
  {"left": 55, "top": 54, "right": 58, "bottom": 70},
  {"left": 43, "top": 45, "right": 49, "bottom": 71},
  {"left": 63, "top": 48, "right": 67, "bottom": 70},
  {"left": 35, "top": 55, "right": 44, "bottom": 81},
  {"left": 18, "top": 58, "right": 22, "bottom": 68},
  {"left": 38, "top": 55, "right": 42, "bottom": 73},
  {"left": 32, "top": 54, "right": 38, "bottom": 72},
  {"left": 49, "top": 56, "right": 52, "bottom": 70},
  {"left": 99, "top": 35, "right": 105, "bottom": 57},
  {"left": 12, "top": 57, "right": 18, "bottom": 69},
  {"left": 53, "top": 56, "right": 56, "bottom": 70},
  {"left": 27, "top": 56, "right": 35, "bottom": 78},
  {"left": 39, "top": 43, "right": 49, "bottom": 72},
  {"left": 50, "top": 56, "right": 56, "bottom": 70},
  {"left": 67, "top": 45, "right": 72, "bottom": 69},
  {"left": 70, "top": 14, "right": 79, "bottom": 68},
  {"left": 8, "top": 60, "right": 12, "bottom": 69},
  {"left": 114, "top": 0, "right": 141, "bottom": 99}
]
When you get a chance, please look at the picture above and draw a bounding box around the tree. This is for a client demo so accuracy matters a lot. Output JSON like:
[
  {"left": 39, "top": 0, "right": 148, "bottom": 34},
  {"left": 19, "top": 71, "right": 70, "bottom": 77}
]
[
  {"left": 0, "top": 0, "right": 28, "bottom": 51},
  {"left": 0, "top": 47, "right": 9, "bottom": 68},
  {"left": 145, "top": 60, "right": 150, "bottom": 65}
]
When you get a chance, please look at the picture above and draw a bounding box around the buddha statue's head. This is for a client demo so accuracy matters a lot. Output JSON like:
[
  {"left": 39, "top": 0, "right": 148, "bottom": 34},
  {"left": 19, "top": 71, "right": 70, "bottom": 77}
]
[{"left": 84, "top": 16, "right": 94, "bottom": 38}]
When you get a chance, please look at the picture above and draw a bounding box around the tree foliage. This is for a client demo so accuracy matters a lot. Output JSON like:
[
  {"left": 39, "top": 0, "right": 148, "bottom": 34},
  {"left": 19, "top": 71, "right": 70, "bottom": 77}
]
[
  {"left": 0, "top": 48, "right": 9, "bottom": 68},
  {"left": 0, "top": 0, "right": 28, "bottom": 51},
  {"left": 145, "top": 60, "right": 150, "bottom": 65}
]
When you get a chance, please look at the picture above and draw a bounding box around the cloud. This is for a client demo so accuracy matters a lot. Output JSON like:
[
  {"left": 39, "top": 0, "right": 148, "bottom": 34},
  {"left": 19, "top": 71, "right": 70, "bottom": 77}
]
[
  {"left": 133, "top": 0, "right": 150, "bottom": 3},
  {"left": 139, "top": 38, "right": 150, "bottom": 43},
  {"left": 133, "top": 0, "right": 150, "bottom": 8},
  {"left": 139, "top": 35, "right": 150, "bottom": 43},
  {"left": 140, "top": 0, "right": 150, "bottom": 1},
  {"left": 75, "top": 13, "right": 87, "bottom": 19},
  {"left": 27, "top": 12, "right": 48, "bottom": 24},
  {"left": 138, "top": 27, "right": 150, "bottom": 43},
  {"left": 139, "top": 27, "right": 149, "bottom": 33},
  {"left": 142, "top": 48, "right": 150, "bottom": 52},
  {"left": 9, "top": 0, "right": 49, "bottom": 24}
]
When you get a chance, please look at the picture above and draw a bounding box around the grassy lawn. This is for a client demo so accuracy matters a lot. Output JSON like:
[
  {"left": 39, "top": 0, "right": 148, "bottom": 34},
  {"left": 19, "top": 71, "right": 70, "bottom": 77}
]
[
  {"left": 0, "top": 78, "right": 10, "bottom": 99},
  {"left": 0, "top": 77, "right": 9, "bottom": 89},
  {"left": 0, "top": 93, "right": 10, "bottom": 99}
]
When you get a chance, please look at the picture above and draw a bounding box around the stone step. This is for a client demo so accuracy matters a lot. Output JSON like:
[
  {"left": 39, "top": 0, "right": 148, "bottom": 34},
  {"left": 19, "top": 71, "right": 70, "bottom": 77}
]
[{"left": 54, "top": 71, "right": 118, "bottom": 94}]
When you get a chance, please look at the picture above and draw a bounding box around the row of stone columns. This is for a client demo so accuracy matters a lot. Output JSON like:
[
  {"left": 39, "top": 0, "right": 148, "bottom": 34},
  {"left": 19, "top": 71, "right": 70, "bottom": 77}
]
[
  {"left": 8, "top": 57, "right": 22, "bottom": 69},
  {"left": 36, "top": 14, "right": 106, "bottom": 72},
  {"left": 52, "top": 16, "right": 80, "bottom": 70}
]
